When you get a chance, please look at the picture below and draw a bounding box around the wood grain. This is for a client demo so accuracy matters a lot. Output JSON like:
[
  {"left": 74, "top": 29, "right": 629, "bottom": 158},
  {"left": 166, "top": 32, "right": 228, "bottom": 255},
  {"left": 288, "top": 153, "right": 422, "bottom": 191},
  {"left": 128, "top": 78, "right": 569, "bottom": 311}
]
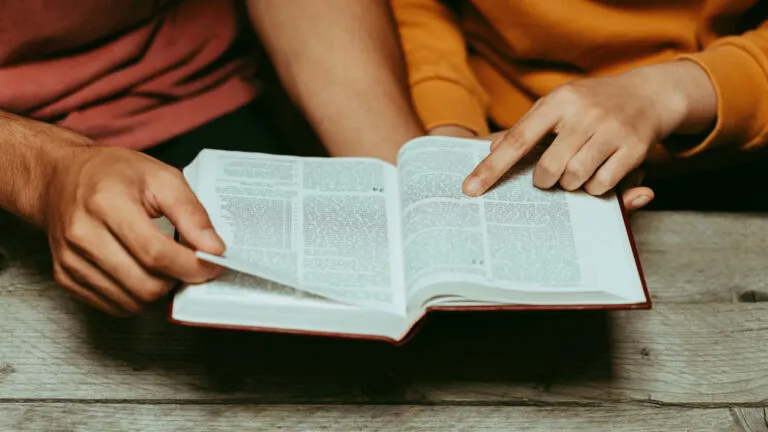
[
  {"left": 732, "top": 407, "right": 768, "bottom": 432},
  {"left": 3, "top": 285, "right": 768, "bottom": 403},
  {"left": 4, "top": 212, "right": 768, "bottom": 407},
  {"left": 0, "top": 404, "right": 755, "bottom": 431},
  {"left": 630, "top": 212, "right": 768, "bottom": 303}
]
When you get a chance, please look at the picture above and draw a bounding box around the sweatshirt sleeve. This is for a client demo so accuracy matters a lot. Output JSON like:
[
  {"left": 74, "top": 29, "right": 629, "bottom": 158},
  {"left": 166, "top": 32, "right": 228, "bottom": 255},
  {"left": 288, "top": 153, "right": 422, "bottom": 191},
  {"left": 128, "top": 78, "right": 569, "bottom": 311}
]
[
  {"left": 675, "top": 20, "right": 768, "bottom": 157},
  {"left": 390, "top": 0, "right": 490, "bottom": 136}
]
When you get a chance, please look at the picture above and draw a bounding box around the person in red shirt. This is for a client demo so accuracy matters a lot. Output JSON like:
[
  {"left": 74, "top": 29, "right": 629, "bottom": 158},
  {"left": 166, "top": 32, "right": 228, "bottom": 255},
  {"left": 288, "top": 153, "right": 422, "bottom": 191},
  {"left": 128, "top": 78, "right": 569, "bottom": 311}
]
[{"left": 0, "top": 0, "right": 424, "bottom": 316}]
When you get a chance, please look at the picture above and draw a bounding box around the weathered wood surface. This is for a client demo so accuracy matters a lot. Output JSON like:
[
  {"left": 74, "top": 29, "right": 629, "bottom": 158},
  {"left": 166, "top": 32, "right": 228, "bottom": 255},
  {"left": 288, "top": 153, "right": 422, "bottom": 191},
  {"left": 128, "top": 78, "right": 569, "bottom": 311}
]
[
  {"left": 3, "top": 211, "right": 768, "bottom": 429},
  {"left": 0, "top": 404, "right": 762, "bottom": 431},
  {"left": 630, "top": 212, "right": 768, "bottom": 303},
  {"left": 4, "top": 296, "right": 768, "bottom": 403}
]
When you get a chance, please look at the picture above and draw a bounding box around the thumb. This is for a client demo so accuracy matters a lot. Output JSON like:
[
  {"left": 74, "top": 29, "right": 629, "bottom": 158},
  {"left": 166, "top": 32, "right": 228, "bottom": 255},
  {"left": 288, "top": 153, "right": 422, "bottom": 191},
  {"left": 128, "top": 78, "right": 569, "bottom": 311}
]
[
  {"left": 618, "top": 168, "right": 654, "bottom": 214},
  {"left": 621, "top": 186, "right": 655, "bottom": 213},
  {"left": 155, "top": 176, "right": 226, "bottom": 256}
]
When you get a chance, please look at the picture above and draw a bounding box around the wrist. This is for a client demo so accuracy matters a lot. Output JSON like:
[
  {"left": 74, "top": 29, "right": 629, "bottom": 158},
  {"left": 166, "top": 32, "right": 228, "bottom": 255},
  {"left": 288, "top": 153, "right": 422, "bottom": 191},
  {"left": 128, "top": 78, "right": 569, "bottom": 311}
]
[
  {"left": 673, "top": 60, "right": 718, "bottom": 135},
  {"left": 0, "top": 143, "right": 52, "bottom": 228},
  {"left": 0, "top": 113, "right": 93, "bottom": 227},
  {"left": 641, "top": 60, "right": 718, "bottom": 136}
]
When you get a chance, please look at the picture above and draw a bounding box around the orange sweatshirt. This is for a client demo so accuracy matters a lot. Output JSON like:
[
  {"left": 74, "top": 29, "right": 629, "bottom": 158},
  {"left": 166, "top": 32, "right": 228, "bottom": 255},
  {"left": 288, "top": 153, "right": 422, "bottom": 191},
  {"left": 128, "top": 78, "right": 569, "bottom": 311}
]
[{"left": 391, "top": 0, "right": 768, "bottom": 160}]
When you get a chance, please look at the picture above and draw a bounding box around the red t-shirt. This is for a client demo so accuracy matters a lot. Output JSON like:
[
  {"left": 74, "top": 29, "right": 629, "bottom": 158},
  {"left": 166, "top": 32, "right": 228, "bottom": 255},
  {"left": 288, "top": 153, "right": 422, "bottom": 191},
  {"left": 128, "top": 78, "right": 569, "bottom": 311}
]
[{"left": 0, "top": 0, "right": 259, "bottom": 150}]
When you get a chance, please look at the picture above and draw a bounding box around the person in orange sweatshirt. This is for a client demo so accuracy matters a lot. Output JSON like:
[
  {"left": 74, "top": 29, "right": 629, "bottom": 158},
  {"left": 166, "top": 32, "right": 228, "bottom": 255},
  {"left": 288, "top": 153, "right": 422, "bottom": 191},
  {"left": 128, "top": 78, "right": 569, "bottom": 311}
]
[{"left": 391, "top": 0, "right": 768, "bottom": 210}]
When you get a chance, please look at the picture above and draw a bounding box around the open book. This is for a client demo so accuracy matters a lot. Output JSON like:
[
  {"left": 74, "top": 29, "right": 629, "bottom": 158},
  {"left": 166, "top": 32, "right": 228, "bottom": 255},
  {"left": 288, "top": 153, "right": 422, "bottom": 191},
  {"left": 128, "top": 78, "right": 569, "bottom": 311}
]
[{"left": 169, "top": 136, "right": 649, "bottom": 343}]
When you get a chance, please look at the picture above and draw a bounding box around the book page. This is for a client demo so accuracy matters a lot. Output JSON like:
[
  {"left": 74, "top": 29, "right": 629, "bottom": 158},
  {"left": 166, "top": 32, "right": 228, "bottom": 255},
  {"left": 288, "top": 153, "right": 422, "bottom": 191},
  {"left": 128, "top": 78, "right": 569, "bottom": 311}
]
[
  {"left": 172, "top": 269, "right": 410, "bottom": 340},
  {"left": 397, "top": 137, "right": 583, "bottom": 300},
  {"left": 397, "top": 138, "right": 489, "bottom": 295},
  {"left": 190, "top": 150, "right": 404, "bottom": 313},
  {"left": 192, "top": 269, "right": 326, "bottom": 302},
  {"left": 481, "top": 156, "right": 582, "bottom": 288}
]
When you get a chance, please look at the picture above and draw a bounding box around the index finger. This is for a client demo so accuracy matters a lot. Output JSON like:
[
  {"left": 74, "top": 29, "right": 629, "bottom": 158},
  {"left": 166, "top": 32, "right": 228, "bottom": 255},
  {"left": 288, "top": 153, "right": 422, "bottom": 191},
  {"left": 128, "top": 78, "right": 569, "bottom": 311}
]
[
  {"left": 102, "top": 200, "right": 220, "bottom": 284},
  {"left": 463, "top": 106, "right": 560, "bottom": 197},
  {"left": 153, "top": 171, "right": 226, "bottom": 256}
]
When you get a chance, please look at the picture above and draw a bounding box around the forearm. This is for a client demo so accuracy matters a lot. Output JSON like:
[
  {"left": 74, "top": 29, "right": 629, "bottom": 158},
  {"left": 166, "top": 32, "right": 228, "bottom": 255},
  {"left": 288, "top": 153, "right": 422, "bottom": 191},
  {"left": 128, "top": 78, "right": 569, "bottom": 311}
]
[
  {"left": 0, "top": 111, "right": 90, "bottom": 227},
  {"left": 247, "top": 0, "right": 423, "bottom": 163}
]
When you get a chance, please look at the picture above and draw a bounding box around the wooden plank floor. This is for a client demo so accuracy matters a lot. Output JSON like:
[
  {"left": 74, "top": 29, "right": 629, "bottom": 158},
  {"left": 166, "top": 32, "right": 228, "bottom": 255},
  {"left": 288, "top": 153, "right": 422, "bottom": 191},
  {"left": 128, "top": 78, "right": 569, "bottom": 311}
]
[
  {"left": 3, "top": 405, "right": 766, "bottom": 431},
  {"left": 3, "top": 211, "right": 768, "bottom": 431}
]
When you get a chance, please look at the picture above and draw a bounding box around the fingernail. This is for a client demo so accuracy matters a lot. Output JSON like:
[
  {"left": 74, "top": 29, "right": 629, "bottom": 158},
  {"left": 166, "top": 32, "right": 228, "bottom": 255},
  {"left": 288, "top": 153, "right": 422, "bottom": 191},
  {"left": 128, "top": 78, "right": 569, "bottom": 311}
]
[
  {"left": 201, "top": 228, "right": 225, "bottom": 252},
  {"left": 206, "top": 264, "right": 224, "bottom": 279},
  {"left": 632, "top": 196, "right": 651, "bottom": 208},
  {"left": 464, "top": 177, "right": 484, "bottom": 196}
]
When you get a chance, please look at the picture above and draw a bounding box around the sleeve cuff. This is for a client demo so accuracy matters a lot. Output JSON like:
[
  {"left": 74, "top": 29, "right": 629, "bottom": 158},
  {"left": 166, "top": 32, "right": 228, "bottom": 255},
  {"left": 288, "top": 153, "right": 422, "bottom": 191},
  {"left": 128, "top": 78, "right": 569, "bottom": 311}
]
[
  {"left": 675, "top": 41, "right": 768, "bottom": 157},
  {"left": 411, "top": 79, "right": 490, "bottom": 136}
]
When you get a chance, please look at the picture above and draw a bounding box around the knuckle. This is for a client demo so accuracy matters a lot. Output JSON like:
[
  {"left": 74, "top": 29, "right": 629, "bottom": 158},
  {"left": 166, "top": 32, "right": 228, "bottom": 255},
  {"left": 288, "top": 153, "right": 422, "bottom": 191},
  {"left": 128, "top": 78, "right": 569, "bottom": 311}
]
[
  {"left": 501, "top": 130, "right": 531, "bottom": 150},
  {"left": 141, "top": 241, "right": 170, "bottom": 270},
  {"left": 583, "top": 183, "right": 602, "bottom": 196},
  {"left": 559, "top": 177, "right": 580, "bottom": 191},
  {"left": 565, "top": 160, "right": 591, "bottom": 182},
  {"left": 559, "top": 181, "right": 580, "bottom": 192},
  {"left": 584, "top": 108, "right": 607, "bottom": 125},
  {"left": 63, "top": 217, "right": 90, "bottom": 247},
  {"left": 132, "top": 290, "right": 156, "bottom": 304},
  {"left": 155, "top": 167, "right": 185, "bottom": 185},
  {"left": 625, "top": 150, "right": 647, "bottom": 168},
  {"left": 134, "top": 278, "right": 172, "bottom": 303},
  {"left": 536, "top": 157, "right": 561, "bottom": 178},
  {"left": 587, "top": 172, "right": 618, "bottom": 195},
  {"left": 147, "top": 278, "right": 173, "bottom": 296},
  {"left": 52, "top": 264, "right": 71, "bottom": 287},
  {"left": 602, "top": 116, "right": 625, "bottom": 131},
  {"left": 84, "top": 187, "right": 115, "bottom": 216},
  {"left": 604, "top": 120, "right": 638, "bottom": 142},
  {"left": 626, "top": 139, "right": 649, "bottom": 157},
  {"left": 551, "top": 84, "right": 581, "bottom": 103},
  {"left": 132, "top": 286, "right": 156, "bottom": 303},
  {"left": 55, "top": 251, "right": 78, "bottom": 273},
  {"left": 597, "top": 170, "right": 618, "bottom": 189}
]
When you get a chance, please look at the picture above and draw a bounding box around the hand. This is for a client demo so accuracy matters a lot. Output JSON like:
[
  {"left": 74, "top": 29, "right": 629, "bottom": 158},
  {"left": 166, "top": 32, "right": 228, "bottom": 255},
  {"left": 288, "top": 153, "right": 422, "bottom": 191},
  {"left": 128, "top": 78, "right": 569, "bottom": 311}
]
[
  {"left": 430, "top": 125, "right": 656, "bottom": 213},
  {"left": 462, "top": 60, "right": 717, "bottom": 210},
  {"left": 44, "top": 145, "right": 225, "bottom": 316}
]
